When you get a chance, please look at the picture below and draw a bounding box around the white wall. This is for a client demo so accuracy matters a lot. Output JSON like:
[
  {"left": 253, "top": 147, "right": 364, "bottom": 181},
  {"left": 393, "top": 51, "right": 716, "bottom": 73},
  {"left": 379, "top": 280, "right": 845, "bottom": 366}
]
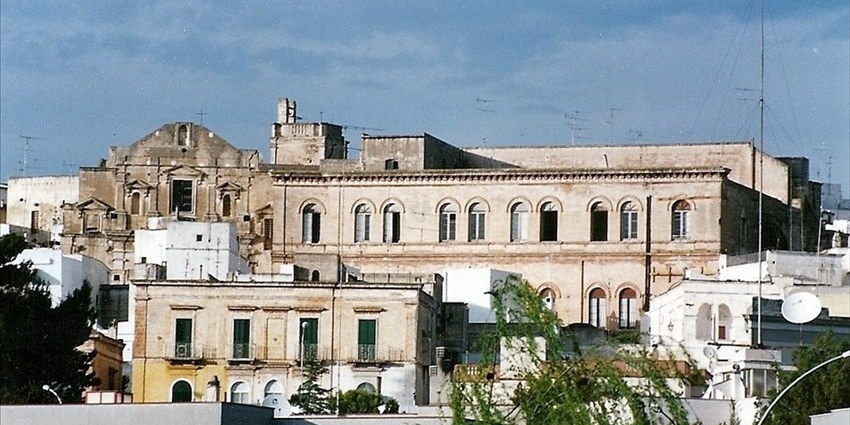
[
  {"left": 14, "top": 248, "right": 108, "bottom": 307},
  {"left": 442, "top": 268, "right": 518, "bottom": 323}
]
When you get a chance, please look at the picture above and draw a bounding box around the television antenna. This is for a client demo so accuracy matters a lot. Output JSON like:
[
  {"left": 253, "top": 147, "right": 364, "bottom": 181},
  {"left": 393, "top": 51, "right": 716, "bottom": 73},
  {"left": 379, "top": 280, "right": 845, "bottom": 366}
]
[
  {"left": 565, "top": 111, "right": 590, "bottom": 146},
  {"left": 605, "top": 108, "right": 622, "bottom": 143},
  {"left": 19, "top": 134, "right": 44, "bottom": 176}
]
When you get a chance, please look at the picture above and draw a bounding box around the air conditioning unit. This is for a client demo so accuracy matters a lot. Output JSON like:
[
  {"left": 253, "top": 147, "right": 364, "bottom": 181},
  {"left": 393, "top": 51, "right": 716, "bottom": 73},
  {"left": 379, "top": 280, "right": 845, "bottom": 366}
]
[{"left": 175, "top": 343, "right": 191, "bottom": 358}]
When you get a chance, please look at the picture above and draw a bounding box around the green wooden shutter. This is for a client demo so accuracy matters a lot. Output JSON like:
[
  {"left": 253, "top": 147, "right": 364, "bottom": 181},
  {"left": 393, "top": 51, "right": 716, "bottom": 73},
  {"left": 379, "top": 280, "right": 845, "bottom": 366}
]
[
  {"left": 176, "top": 318, "right": 192, "bottom": 344},
  {"left": 358, "top": 319, "right": 376, "bottom": 345}
]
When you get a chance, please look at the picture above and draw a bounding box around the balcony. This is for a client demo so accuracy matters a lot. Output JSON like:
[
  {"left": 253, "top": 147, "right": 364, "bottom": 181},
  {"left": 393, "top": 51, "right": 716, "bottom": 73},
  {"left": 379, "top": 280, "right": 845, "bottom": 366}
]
[
  {"left": 358, "top": 344, "right": 376, "bottom": 362},
  {"left": 345, "top": 346, "right": 406, "bottom": 365},
  {"left": 228, "top": 343, "right": 255, "bottom": 363},
  {"left": 165, "top": 343, "right": 209, "bottom": 364}
]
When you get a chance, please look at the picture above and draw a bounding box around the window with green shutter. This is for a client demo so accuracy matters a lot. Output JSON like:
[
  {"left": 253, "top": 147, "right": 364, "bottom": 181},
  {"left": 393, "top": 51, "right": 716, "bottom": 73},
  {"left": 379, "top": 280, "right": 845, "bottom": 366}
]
[
  {"left": 357, "top": 319, "right": 377, "bottom": 362},
  {"left": 175, "top": 318, "right": 193, "bottom": 358},
  {"left": 233, "top": 319, "right": 251, "bottom": 359},
  {"left": 300, "top": 318, "right": 318, "bottom": 360}
]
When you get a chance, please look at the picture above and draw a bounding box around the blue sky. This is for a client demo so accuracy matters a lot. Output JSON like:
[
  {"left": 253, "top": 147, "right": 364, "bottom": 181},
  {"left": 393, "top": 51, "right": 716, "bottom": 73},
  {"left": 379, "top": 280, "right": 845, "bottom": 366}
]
[{"left": 2, "top": 1, "right": 848, "bottom": 193}]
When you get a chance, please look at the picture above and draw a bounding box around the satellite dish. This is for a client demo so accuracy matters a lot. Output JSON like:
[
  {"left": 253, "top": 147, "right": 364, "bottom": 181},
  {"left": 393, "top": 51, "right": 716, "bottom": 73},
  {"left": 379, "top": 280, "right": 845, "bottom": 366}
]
[
  {"left": 703, "top": 346, "right": 717, "bottom": 360},
  {"left": 781, "top": 292, "right": 822, "bottom": 324},
  {"left": 261, "top": 394, "right": 292, "bottom": 418}
]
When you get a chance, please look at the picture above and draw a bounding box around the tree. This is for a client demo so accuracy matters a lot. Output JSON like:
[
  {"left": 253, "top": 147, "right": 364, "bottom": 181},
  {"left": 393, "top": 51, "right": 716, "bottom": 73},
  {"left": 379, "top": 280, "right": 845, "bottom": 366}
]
[
  {"left": 450, "top": 276, "right": 696, "bottom": 425},
  {"left": 290, "top": 357, "right": 331, "bottom": 414},
  {"left": 0, "top": 233, "right": 98, "bottom": 404},
  {"left": 329, "top": 389, "right": 400, "bottom": 415},
  {"left": 758, "top": 330, "right": 850, "bottom": 425}
]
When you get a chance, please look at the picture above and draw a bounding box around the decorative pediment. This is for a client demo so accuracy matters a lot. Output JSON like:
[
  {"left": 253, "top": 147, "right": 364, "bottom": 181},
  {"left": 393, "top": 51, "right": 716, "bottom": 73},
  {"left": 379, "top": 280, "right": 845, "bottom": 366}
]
[
  {"left": 159, "top": 164, "right": 207, "bottom": 180},
  {"left": 254, "top": 203, "right": 274, "bottom": 216},
  {"left": 124, "top": 179, "right": 153, "bottom": 192},
  {"left": 216, "top": 181, "right": 244, "bottom": 199},
  {"left": 76, "top": 197, "right": 114, "bottom": 212}
]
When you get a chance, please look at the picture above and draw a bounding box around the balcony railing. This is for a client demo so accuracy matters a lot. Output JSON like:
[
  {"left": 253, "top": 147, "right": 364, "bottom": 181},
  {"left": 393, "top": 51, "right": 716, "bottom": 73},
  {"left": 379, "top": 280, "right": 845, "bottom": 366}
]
[
  {"left": 358, "top": 344, "right": 376, "bottom": 362},
  {"left": 301, "top": 343, "right": 319, "bottom": 362},
  {"left": 229, "top": 343, "right": 254, "bottom": 361},
  {"left": 166, "top": 342, "right": 210, "bottom": 361},
  {"left": 345, "top": 346, "right": 405, "bottom": 364}
]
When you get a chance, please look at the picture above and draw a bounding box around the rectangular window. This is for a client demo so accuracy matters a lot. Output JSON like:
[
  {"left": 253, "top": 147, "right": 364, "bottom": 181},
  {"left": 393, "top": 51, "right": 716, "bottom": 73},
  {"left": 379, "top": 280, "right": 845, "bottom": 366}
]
[
  {"left": 384, "top": 211, "right": 401, "bottom": 243},
  {"left": 263, "top": 218, "right": 273, "bottom": 250},
  {"left": 468, "top": 211, "right": 486, "bottom": 241},
  {"left": 591, "top": 210, "right": 608, "bottom": 241},
  {"left": 232, "top": 319, "right": 251, "bottom": 359},
  {"left": 358, "top": 319, "right": 377, "bottom": 362},
  {"left": 539, "top": 211, "right": 558, "bottom": 241},
  {"left": 620, "top": 211, "right": 638, "bottom": 240},
  {"left": 619, "top": 297, "right": 637, "bottom": 328},
  {"left": 355, "top": 213, "right": 370, "bottom": 242},
  {"left": 30, "top": 210, "right": 39, "bottom": 231},
  {"left": 300, "top": 318, "right": 319, "bottom": 360},
  {"left": 175, "top": 318, "right": 193, "bottom": 358},
  {"left": 170, "top": 179, "right": 194, "bottom": 213},
  {"left": 672, "top": 211, "right": 690, "bottom": 239},
  {"left": 510, "top": 211, "right": 528, "bottom": 242},
  {"left": 302, "top": 212, "right": 321, "bottom": 243},
  {"left": 439, "top": 212, "right": 456, "bottom": 242}
]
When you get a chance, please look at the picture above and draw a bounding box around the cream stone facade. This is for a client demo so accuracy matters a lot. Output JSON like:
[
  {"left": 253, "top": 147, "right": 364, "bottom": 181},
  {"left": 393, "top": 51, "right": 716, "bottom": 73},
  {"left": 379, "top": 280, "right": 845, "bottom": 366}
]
[
  {"left": 131, "top": 273, "right": 439, "bottom": 410},
  {"left": 60, "top": 98, "right": 816, "bottom": 337}
]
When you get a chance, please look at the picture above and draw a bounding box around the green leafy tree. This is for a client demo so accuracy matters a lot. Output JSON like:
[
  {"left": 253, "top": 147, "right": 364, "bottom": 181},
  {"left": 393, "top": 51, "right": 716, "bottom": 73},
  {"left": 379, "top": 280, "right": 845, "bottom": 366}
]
[
  {"left": 758, "top": 330, "right": 850, "bottom": 425},
  {"left": 290, "top": 357, "right": 331, "bottom": 414},
  {"left": 329, "top": 389, "right": 400, "bottom": 414},
  {"left": 0, "top": 233, "right": 98, "bottom": 404},
  {"left": 450, "top": 275, "right": 695, "bottom": 425}
]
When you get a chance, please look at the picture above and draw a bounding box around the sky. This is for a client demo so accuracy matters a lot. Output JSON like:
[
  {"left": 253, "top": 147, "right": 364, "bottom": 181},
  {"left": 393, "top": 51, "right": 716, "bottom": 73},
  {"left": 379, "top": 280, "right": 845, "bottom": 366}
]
[{"left": 1, "top": 1, "right": 848, "bottom": 194}]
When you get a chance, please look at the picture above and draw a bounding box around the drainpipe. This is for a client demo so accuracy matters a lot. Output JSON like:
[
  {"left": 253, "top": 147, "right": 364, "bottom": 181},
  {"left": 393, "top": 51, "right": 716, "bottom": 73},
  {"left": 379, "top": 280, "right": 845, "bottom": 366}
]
[{"left": 643, "top": 195, "right": 652, "bottom": 312}]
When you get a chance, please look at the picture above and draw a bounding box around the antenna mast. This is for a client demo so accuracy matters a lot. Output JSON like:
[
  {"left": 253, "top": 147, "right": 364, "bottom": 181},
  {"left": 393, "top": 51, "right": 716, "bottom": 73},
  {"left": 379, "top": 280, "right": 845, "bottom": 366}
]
[
  {"left": 19, "top": 134, "right": 44, "bottom": 176},
  {"left": 757, "top": 0, "right": 765, "bottom": 347}
]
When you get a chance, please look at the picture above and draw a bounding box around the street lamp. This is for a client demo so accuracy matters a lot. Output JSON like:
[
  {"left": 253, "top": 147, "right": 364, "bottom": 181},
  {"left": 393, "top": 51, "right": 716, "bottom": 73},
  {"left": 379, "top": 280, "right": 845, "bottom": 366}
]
[
  {"left": 42, "top": 384, "right": 62, "bottom": 404},
  {"left": 300, "top": 321, "right": 310, "bottom": 370},
  {"left": 756, "top": 349, "right": 850, "bottom": 425}
]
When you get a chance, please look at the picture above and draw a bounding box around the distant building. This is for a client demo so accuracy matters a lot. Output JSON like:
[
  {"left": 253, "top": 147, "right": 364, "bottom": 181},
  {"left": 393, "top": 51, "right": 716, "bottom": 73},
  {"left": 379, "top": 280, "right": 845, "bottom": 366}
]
[
  {"left": 131, "top": 268, "right": 441, "bottom": 410},
  {"left": 57, "top": 97, "right": 819, "bottom": 334}
]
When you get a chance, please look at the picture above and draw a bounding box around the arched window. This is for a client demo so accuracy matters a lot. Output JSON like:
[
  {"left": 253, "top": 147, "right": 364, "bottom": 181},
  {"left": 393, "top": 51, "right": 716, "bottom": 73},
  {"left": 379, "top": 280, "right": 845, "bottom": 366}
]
[
  {"left": 672, "top": 200, "right": 691, "bottom": 240},
  {"left": 717, "top": 304, "right": 732, "bottom": 340},
  {"left": 222, "top": 194, "right": 232, "bottom": 217},
  {"left": 383, "top": 204, "right": 401, "bottom": 243},
  {"left": 171, "top": 380, "right": 192, "bottom": 402},
  {"left": 468, "top": 202, "right": 486, "bottom": 241},
  {"left": 619, "top": 201, "right": 638, "bottom": 240},
  {"left": 356, "top": 382, "right": 377, "bottom": 394},
  {"left": 539, "top": 287, "right": 556, "bottom": 310},
  {"left": 302, "top": 203, "right": 321, "bottom": 243},
  {"left": 311, "top": 270, "right": 320, "bottom": 281},
  {"left": 177, "top": 124, "right": 189, "bottom": 146},
  {"left": 130, "top": 192, "right": 141, "bottom": 215},
  {"left": 264, "top": 380, "right": 283, "bottom": 399},
  {"left": 590, "top": 202, "right": 608, "bottom": 242},
  {"left": 618, "top": 288, "right": 638, "bottom": 328},
  {"left": 510, "top": 202, "right": 529, "bottom": 242},
  {"left": 588, "top": 288, "right": 607, "bottom": 328},
  {"left": 230, "top": 381, "right": 250, "bottom": 404},
  {"left": 539, "top": 201, "right": 558, "bottom": 242},
  {"left": 439, "top": 203, "right": 457, "bottom": 242},
  {"left": 695, "top": 303, "right": 712, "bottom": 340},
  {"left": 354, "top": 204, "right": 371, "bottom": 242}
]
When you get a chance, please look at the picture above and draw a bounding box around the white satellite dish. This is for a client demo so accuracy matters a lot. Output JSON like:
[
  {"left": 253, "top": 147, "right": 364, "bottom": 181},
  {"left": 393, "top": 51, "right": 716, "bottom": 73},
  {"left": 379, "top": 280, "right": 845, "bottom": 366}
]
[
  {"left": 702, "top": 346, "right": 717, "bottom": 360},
  {"left": 262, "top": 394, "right": 292, "bottom": 418},
  {"left": 781, "top": 292, "right": 822, "bottom": 324}
]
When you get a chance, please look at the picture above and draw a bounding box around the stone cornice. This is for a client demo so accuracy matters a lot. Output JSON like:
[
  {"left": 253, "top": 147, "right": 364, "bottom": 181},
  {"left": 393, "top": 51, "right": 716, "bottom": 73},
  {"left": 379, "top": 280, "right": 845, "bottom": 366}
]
[{"left": 271, "top": 167, "right": 730, "bottom": 186}]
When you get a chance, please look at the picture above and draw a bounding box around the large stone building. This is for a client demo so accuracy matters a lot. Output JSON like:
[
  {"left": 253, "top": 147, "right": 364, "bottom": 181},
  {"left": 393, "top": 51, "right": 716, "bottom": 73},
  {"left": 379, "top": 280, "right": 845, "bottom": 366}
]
[{"left": 59, "top": 98, "right": 816, "bottom": 335}]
